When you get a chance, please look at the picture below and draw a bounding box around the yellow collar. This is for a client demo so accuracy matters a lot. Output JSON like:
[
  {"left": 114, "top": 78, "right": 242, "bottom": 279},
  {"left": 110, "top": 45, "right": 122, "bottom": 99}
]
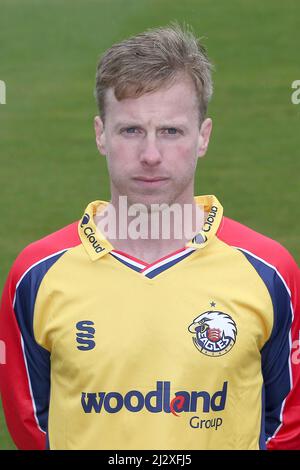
[{"left": 78, "top": 195, "right": 223, "bottom": 261}]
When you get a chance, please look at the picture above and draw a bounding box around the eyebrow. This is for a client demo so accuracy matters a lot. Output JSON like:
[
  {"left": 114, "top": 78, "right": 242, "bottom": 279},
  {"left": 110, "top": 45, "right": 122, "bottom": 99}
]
[
  {"left": 114, "top": 122, "right": 140, "bottom": 130},
  {"left": 113, "top": 121, "right": 189, "bottom": 131}
]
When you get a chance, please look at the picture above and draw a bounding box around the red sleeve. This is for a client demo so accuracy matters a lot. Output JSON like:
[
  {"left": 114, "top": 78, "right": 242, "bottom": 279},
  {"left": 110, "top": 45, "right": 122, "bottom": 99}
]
[
  {"left": 218, "top": 216, "right": 300, "bottom": 450},
  {"left": 0, "top": 221, "right": 80, "bottom": 450},
  {"left": 0, "top": 265, "right": 46, "bottom": 449},
  {"left": 266, "top": 252, "right": 300, "bottom": 450}
]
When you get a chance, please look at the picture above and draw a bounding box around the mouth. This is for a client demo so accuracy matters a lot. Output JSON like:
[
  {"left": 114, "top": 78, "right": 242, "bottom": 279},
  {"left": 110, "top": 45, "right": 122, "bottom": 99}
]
[{"left": 133, "top": 176, "right": 170, "bottom": 185}]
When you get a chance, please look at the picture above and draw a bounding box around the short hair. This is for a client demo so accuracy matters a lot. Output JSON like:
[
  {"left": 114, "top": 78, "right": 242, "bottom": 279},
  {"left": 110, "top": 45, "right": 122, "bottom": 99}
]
[{"left": 94, "top": 23, "right": 213, "bottom": 124}]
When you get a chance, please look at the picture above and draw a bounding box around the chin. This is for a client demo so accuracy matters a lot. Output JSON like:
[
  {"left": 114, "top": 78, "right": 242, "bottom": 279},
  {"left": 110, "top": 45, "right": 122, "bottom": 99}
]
[
  {"left": 128, "top": 195, "right": 180, "bottom": 213},
  {"left": 128, "top": 192, "right": 175, "bottom": 209}
]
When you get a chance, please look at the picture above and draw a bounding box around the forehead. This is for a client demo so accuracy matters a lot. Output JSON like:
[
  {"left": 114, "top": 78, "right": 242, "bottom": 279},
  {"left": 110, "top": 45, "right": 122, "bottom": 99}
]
[{"left": 104, "top": 77, "right": 199, "bottom": 123}]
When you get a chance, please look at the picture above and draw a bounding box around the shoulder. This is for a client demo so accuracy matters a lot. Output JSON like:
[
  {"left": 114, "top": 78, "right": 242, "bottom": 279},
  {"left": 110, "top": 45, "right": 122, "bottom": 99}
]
[
  {"left": 9, "top": 221, "right": 81, "bottom": 286},
  {"left": 217, "top": 216, "right": 299, "bottom": 291}
]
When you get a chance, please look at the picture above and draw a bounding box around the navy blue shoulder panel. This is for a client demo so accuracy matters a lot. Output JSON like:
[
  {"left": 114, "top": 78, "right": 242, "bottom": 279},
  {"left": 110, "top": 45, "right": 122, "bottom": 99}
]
[
  {"left": 238, "top": 248, "right": 293, "bottom": 441},
  {"left": 14, "top": 250, "right": 68, "bottom": 433}
]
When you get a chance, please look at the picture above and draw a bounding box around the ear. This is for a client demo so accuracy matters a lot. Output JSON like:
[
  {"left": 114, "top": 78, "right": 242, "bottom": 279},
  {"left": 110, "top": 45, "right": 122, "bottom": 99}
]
[
  {"left": 197, "top": 118, "right": 213, "bottom": 158},
  {"left": 94, "top": 115, "right": 106, "bottom": 155}
]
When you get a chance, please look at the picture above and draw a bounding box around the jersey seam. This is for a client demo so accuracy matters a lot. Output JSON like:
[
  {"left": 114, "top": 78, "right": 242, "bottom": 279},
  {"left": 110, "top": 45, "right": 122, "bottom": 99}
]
[
  {"left": 215, "top": 238, "right": 276, "bottom": 346},
  {"left": 29, "top": 248, "right": 75, "bottom": 350}
]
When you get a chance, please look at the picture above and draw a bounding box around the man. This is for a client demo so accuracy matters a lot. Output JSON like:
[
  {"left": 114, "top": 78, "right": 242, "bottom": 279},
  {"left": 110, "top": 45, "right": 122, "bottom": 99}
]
[{"left": 0, "top": 25, "right": 299, "bottom": 450}]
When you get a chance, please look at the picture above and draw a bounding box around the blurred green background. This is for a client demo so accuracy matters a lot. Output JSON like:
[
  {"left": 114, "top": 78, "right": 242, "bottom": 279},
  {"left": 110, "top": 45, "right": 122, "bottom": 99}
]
[{"left": 0, "top": 0, "right": 299, "bottom": 450}]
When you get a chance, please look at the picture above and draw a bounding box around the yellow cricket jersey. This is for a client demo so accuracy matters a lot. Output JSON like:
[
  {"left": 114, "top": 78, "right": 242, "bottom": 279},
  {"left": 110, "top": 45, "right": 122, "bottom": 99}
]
[{"left": 0, "top": 195, "right": 299, "bottom": 450}]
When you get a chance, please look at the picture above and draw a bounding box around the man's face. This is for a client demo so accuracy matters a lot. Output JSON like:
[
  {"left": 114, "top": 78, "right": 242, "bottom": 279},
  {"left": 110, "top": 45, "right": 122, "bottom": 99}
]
[{"left": 94, "top": 76, "right": 212, "bottom": 208}]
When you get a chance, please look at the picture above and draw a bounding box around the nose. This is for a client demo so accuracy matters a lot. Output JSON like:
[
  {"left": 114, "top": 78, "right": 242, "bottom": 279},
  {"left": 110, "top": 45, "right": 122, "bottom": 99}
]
[{"left": 139, "top": 135, "right": 162, "bottom": 166}]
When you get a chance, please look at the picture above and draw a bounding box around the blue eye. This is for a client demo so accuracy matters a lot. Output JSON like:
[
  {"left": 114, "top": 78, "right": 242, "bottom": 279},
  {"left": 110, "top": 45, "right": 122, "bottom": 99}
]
[
  {"left": 126, "top": 127, "right": 137, "bottom": 133},
  {"left": 162, "top": 128, "right": 179, "bottom": 135}
]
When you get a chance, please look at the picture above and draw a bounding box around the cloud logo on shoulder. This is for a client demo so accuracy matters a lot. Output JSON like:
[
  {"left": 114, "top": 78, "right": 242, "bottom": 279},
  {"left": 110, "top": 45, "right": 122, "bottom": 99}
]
[
  {"left": 80, "top": 213, "right": 105, "bottom": 254},
  {"left": 81, "top": 381, "right": 227, "bottom": 415}
]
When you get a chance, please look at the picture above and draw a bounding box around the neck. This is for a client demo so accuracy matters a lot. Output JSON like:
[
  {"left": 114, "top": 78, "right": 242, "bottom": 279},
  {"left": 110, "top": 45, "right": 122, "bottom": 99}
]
[{"left": 95, "top": 196, "right": 206, "bottom": 264}]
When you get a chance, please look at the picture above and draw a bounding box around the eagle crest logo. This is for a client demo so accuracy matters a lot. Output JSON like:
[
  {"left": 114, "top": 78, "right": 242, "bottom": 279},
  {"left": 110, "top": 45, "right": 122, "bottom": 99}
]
[{"left": 188, "top": 310, "right": 237, "bottom": 357}]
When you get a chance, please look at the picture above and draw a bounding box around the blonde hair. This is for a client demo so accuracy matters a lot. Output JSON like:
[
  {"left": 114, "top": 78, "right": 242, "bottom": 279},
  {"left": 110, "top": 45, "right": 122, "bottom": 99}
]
[{"left": 95, "top": 23, "right": 213, "bottom": 124}]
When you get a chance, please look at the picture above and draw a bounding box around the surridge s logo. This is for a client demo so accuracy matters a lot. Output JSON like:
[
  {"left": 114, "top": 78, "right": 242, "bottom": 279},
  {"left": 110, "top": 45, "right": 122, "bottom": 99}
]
[{"left": 76, "top": 321, "right": 96, "bottom": 351}]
